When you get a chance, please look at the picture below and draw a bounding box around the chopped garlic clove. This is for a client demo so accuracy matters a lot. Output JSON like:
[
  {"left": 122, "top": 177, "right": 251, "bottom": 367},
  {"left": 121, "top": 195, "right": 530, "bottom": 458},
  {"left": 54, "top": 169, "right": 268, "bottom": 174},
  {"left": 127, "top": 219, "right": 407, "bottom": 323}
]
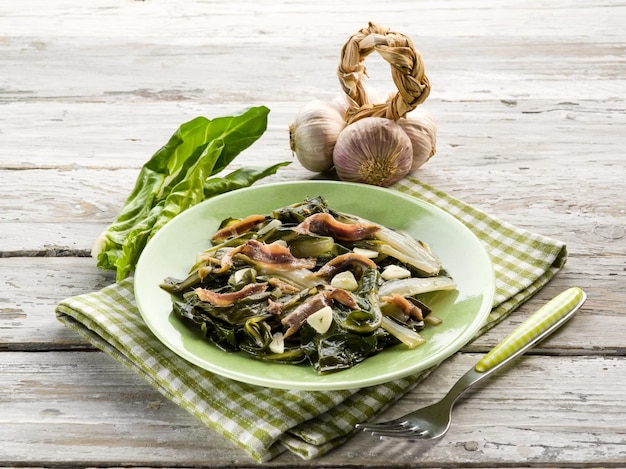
[
  {"left": 330, "top": 271, "right": 359, "bottom": 291},
  {"left": 353, "top": 247, "right": 379, "bottom": 258},
  {"left": 269, "top": 332, "right": 285, "bottom": 354},
  {"left": 306, "top": 306, "right": 333, "bottom": 334},
  {"left": 382, "top": 264, "right": 412, "bottom": 280}
]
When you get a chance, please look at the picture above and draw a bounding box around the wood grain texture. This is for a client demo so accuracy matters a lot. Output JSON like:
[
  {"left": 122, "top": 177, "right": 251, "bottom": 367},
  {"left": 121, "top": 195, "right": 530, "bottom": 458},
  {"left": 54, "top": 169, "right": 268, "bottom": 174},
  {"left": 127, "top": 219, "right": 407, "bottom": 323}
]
[
  {"left": 2, "top": 352, "right": 625, "bottom": 467},
  {"left": 1, "top": 0, "right": 625, "bottom": 466}
]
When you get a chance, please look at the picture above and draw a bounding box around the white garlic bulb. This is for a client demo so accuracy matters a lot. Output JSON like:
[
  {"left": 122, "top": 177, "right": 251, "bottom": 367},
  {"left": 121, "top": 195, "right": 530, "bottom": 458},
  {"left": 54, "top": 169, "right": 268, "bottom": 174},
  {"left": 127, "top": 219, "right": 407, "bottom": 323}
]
[
  {"left": 398, "top": 108, "right": 437, "bottom": 172},
  {"left": 333, "top": 117, "right": 413, "bottom": 187},
  {"left": 289, "top": 100, "right": 347, "bottom": 172}
]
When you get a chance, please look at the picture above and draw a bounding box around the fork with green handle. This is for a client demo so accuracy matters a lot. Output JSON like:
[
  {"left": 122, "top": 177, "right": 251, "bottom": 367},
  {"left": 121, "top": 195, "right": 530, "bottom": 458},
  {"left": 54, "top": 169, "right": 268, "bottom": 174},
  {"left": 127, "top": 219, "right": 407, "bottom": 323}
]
[{"left": 357, "top": 287, "right": 587, "bottom": 440}]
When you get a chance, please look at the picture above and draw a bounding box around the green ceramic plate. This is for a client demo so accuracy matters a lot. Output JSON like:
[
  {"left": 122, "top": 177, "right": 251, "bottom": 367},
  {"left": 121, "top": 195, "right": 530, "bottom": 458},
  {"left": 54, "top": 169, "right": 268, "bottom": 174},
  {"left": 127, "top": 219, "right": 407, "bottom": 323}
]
[{"left": 135, "top": 181, "right": 495, "bottom": 390}]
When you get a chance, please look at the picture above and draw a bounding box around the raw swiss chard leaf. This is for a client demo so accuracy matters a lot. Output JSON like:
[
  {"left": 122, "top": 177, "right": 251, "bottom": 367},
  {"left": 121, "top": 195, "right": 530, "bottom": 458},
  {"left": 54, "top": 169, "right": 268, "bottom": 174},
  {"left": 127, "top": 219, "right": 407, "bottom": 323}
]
[
  {"left": 150, "top": 140, "right": 226, "bottom": 237},
  {"left": 92, "top": 105, "right": 285, "bottom": 282}
]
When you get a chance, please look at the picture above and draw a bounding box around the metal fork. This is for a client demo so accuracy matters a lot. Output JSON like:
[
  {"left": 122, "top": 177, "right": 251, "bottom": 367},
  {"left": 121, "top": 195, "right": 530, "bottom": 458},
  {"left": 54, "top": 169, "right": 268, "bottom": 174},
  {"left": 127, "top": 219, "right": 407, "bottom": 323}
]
[{"left": 356, "top": 287, "right": 586, "bottom": 440}]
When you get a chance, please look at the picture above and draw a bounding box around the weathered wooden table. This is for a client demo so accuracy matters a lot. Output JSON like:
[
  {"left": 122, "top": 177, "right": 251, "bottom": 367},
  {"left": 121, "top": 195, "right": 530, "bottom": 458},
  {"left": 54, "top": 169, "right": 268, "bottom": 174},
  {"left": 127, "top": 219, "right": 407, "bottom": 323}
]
[{"left": 2, "top": 1, "right": 625, "bottom": 467}]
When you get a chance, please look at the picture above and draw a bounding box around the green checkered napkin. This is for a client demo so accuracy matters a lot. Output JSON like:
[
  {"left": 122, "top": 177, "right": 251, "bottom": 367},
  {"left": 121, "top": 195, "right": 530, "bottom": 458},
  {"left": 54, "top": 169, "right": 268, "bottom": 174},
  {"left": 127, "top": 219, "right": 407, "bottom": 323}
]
[{"left": 55, "top": 177, "right": 567, "bottom": 462}]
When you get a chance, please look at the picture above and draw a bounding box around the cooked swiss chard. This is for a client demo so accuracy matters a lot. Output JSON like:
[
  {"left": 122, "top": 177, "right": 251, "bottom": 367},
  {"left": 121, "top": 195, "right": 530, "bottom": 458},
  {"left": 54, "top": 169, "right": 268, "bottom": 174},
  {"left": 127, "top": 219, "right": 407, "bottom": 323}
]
[{"left": 160, "top": 196, "right": 456, "bottom": 374}]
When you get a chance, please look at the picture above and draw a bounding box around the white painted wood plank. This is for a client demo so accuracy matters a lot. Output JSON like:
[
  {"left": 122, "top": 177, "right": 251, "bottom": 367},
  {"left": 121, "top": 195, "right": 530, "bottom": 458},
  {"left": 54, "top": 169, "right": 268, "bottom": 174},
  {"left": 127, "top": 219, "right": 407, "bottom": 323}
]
[
  {"left": 1, "top": 351, "right": 623, "bottom": 466},
  {"left": 1, "top": 98, "right": 624, "bottom": 254},
  {"left": 1, "top": 2, "right": 624, "bottom": 106},
  {"left": 2, "top": 161, "right": 624, "bottom": 255}
]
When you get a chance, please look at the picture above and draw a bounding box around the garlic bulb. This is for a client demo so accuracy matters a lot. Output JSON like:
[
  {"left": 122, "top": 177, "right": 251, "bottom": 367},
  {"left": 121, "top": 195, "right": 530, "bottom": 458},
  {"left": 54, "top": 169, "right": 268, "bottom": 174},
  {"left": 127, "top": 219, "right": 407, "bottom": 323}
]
[
  {"left": 289, "top": 100, "right": 347, "bottom": 172},
  {"left": 333, "top": 117, "right": 413, "bottom": 187},
  {"left": 398, "top": 108, "right": 437, "bottom": 172}
]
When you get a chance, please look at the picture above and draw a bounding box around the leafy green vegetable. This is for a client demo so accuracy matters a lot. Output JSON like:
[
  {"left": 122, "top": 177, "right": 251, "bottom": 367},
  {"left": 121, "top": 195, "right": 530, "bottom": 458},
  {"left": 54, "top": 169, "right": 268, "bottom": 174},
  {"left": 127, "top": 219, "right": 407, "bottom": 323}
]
[
  {"left": 92, "top": 106, "right": 288, "bottom": 281},
  {"left": 203, "top": 164, "right": 289, "bottom": 198},
  {"left": 334, "top": 267, "right": 383, "bottom": 333},
  {"left": 162, "top": 197, "right": 455, "bottom": 374},
  {"left": 305, "top": 329, "right": 381, "bottom": 374}
]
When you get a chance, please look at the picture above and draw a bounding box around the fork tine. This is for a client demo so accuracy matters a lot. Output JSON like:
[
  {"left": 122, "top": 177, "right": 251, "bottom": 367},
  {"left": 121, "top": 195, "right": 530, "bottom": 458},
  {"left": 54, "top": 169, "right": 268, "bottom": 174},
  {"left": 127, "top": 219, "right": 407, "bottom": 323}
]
[
  {"left": 357, "top": 422, "right": 407, "bottom": 431},
  {"left": 358, "top": 420, "right": 432, "bottom": 439},
  {"left": 372, "top": 428, "right": 430, "bottom": 439}
]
